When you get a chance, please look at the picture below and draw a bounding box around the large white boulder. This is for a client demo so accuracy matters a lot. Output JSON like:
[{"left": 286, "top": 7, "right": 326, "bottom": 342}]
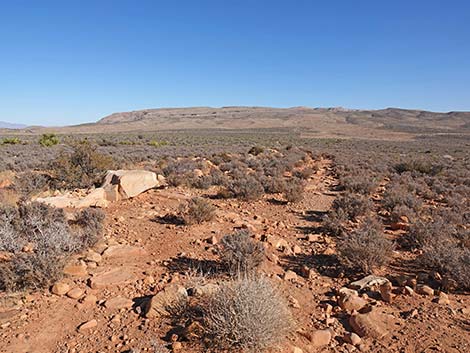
[{"left": 102, "top": 170, "right": 164, "bottom": 199}]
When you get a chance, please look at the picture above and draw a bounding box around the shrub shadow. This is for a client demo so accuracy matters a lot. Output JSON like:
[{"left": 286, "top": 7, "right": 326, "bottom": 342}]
[
  {"left": 280, "top": 252, "right": 342, "bottom": 278},
  {"left": 163, "top": 256, "right": 223, "bottom": 277}
]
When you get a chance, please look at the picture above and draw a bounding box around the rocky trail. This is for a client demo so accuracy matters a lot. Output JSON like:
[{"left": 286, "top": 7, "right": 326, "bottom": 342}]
[{"left": 0, "top": 158, "right": 469, "bottom": 353}]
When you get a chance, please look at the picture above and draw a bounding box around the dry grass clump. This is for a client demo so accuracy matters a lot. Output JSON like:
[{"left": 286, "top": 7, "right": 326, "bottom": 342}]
[
  {"left": 338, "top": 218, "right": 394, "bottom": 274},
  {"left": 0, "top": 202, "right": 104, "bottom": 292},
  {"left": 219, "top": 230, "right": 265, "bottom": 275},
  {"left": 202, "top": 276, "right": 293, "bottom": 352},
  {"left": 181, "top": 197, "right": 216, "bottom": 225},
  {"left": 51, "top": 141, "right": 115, "bottom": 189}
]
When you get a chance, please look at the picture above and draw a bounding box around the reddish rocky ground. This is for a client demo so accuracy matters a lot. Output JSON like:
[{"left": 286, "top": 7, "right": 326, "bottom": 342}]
[{"left": 0, "top": 159, "right": 469, "bottom": 353}]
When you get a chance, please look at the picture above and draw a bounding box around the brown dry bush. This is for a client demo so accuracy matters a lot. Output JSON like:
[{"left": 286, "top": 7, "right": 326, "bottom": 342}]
[
  {"left": 322, "top": 209, "right": 348, "bottom": 237},
  {"left": 51, "top": 141, "right": 115, "bottom": 189},
  {"left": 0, "top": 202, "right": 104, "bottom": 292},
  {"left": 282, "top": 177, "right": 305, "bottom": 203},
  {"left": 202, "top": 276, "right": 294, "bottom": 352},
  {"left": 181, "top": 197, "right": 216, "bottom": 225},
  {"left": 332, "top": 192, "right": 372, "bottom": 221},
  {"left": 420, "top": 238, "right": 470, "bottom": 290},
  {"left": 219, "top": 230, "right": 265, "bottom": 275},
  {"left": 227, "top": 175, "right": 264, "bottom": 201},
  {"left": 338, "top": 218, "right": 394, "bottom": 274}
]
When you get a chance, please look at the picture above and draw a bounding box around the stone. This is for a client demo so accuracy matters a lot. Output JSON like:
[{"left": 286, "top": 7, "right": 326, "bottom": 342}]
[
  {"left": 308, "top": 328, "right": 333, "bottom": 347},
  {"left": 81, "top": 294, "right": 98, "bottom": 305},
  {"left": 75, "top": 188, "right": 109, "bottom": 208},
  {"left": 89, "top": 268, "right": 136, "bottom": 289},
  {"left": 349, "top": 275, "right": 390, "bottom": 291},
  {"left": 78, "top": 319, "right": 97, "bottom": 332},
  {"left": 403, "top": 286, "right": 414, "bottom": 296},
  {"left": 145, "top": 284, "right": 188, "bottom": 318},
  {"left": 63, "top": 263, "right": 88, "bottom": 277},
  {"left": 102, "top": 170, "right": 163, "bottom": 199},
  {"left": 85, "top": 250, "right": 102, "bottom": 263},
  {"left": 416, "top": 285, "right": 434, "bottom": 297},
  {"left": 379, "top": 281, "right": 393, "bottom": 303},
  {"left": 338, "top": 289, "right": 367, "bottom": 313},
  {"left": 102, "top": 245, "right": 147, "bottom": 259},
  {"left": 307, "top": 234, "right": 322, "bottom": 242},
  {"left": 344, "top": 332, "right": 361, "bottom": 346},
  {"left": 51, "top": 282, "right": 70, "bottom": 296},
  {"left": 349, "top": 308, "right": 392, "bottom": 339},
  {"left": 104, "top": 296, "right": 134, "bottom": 310},
  {"left": 67, "top": 287, "right": 85, "bottom": 299},
  {"left": 437, "top": 292, "right": 450, "bottom": 305},
  {"left": 172, "top": 342, "right": 182, "bottom": 351},
  {"left": 283, "top": 270, "right": 298, "bottom": 281},
  {"left": 292, "top": 245, "right": 302, "bottom": 254},
  {"left": 292, "top": 347, "right": 303, "bottom": 353}
]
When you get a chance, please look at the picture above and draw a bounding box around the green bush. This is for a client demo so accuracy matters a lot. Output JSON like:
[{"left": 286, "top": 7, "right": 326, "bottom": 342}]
[
  {"left": 0, "top": 137, "right": 21, "bottom": 145},
  {"left": 39, "top": 133, "right": 59, "bottom": 147}
]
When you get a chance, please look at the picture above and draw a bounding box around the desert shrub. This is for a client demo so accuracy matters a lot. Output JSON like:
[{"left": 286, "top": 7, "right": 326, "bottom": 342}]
[
  {"left": 248, "top": 145, "right": 264, "bottom": 156},
  {"left": 1, "top": 137, "right": 21, "bottom": 145},
  {"left": 322, "top": 209, "right": 348, "bottom": 237},
  {"left": 282, "top": 178, "right": 305, "bottom": 203},
  {"left": 219, "top": 230, "right": 265, "bottom": 275},
  {"left": 382, "top": 184, "right": 422, "bottom": 214},
  {"left": 148, "top": 140, "right": 168, "bottom": 147},
  {"left": 407, "top": 216, "right": 457, "bottom": 249},
  {"left": 202, "top": 276, "right": 293, "bottom": 352},
  {"left": 261, "top": 176, "right": 286, "bottom": 194},
  {"left": 394, "top": 159, "right": 444, "bottom": 176},
  {"left": 51, "top": 141, "right": 114, "bottom": 189},
  {"left": 339, "top": 173, "right": 378, "bottom": 195},
  {"left": 227, "top": 175, "right": 264, "bottom": 201},
  {"left": 0, "top": 202, "right": 104, "bottom": 292},
  {"left": 338, "top": 218, "right": 394, "bottom": 274},
  {"left": 293, "top": 167, "right": 315, "bottom": 180},
  {"left": 71, "top": 208, "right": 105, "bottom": 248},
  {"left": 39, "top": 133, "right": 59, "bottom": 147},
  {"left": 181, "top": 197, "right": 216, "bottom": 225},
  {"left": 332, "top": 192, "right": 372, "bottom": 221},
  {"left": 14, "top": 171, "right": 51, "bottom": 197},
  {"left": 420, "top": 238, "right": 470, "bottom": 290}
]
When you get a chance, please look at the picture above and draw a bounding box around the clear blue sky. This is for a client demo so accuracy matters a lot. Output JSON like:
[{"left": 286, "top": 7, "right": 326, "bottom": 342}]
[{"left": 1, "top": 0, "right": 469, "bottom": 126}]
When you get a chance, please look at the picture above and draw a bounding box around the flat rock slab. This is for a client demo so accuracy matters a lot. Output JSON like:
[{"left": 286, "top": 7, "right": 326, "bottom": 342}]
[
  {"left": 102, "top": 245, "right": 147, "bottom": 259},
  {"left": 89, "top": 268, "right": 137, "bottom": 289},
  {"left": 104, "top": 296, "right": 134, "bottom": 310},
  {"left": 349, "top": 307, "right": 396, "bottom": 339}
]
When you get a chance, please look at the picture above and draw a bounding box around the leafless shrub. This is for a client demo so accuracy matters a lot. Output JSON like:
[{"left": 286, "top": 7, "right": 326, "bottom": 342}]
[
  {"left": 0, "top": 202, "right": 104, "bottom": 292},
  {"left": 181, "top": 197, "right": 216, "bottom": 225},
  {"left": 420, "top": 238, "right": 470, "bottom": 290},
  {"left": 332, "top": 192, "right": 372, "bottom": 221},
  {"left": 219, "top": 230, "right": 265, "bottom": 275},
  {"left": 394, "top": 159, "right": 444, "bottom": 176},
  {"left": 408, "top": 217, "right": 456, "bottom": 249},
  {"left": 14, "top": 171, "right": 51, "bottom": 198},
  {"left": 202, "top": 276, "right": 293, "bottom": 352},
  {"left": 228, "top": 175, "right": 264, "bottom": 201},
  {"left": 338, "top": 218, "right": 394, "bottom": 274},
  {"left": 283, "top": 178, "right": 305, "bottom": 203},
  {"left": 322, "top": 209, "right": 348, "bottom": 237},
  {"left": 261, "top": 176, "right": 286, "bottom": 194},
  {"left": 51, "top": 141, "right": 115, "bottom": 189}
]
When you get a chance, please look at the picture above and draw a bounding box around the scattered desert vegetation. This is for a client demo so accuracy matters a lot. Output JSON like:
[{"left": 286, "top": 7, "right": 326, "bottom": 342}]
[{"left": 0, "top": 129, "right": 469, "bottom": 352}]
